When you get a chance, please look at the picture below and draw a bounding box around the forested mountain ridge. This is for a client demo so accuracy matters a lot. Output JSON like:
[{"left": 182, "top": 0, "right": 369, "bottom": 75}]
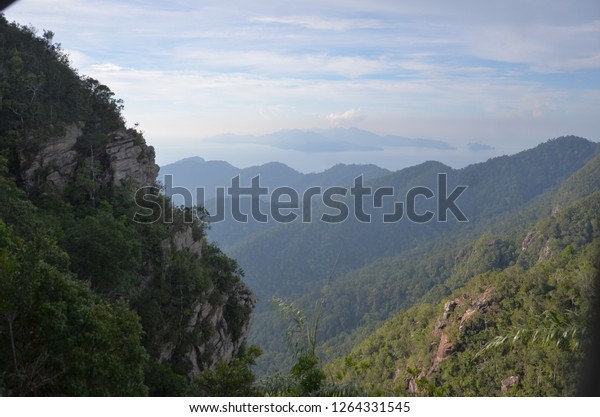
[
  {"left": 160, "top": 156, "right": 390, "bottom": 204},
  {"left": 0, "top": 16, "right": 255, "bottom": 396},
  {"left": 160, "top": 157, "right": 391, "bottom": 248},
  {"left": 328, "top": 187, "right": 600, "bottom": 395},
  {"left": 236, "top": 136, "right": 599, "bottom": 374},
  {"left": 243, "top": 139, "right": 600, "bottom": 395}
]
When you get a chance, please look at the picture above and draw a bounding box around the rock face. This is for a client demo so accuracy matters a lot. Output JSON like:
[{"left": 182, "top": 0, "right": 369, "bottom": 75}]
[
  {"left": 105, "top": 130, "right": 159, "bottom": 188},
  {"left": 18, "top": 121, "right": 256, "bottom": 380},
  {"left": 405, "top": 287, "right": 499, "bottom": 393},
  {"left": 458, "top": 286, "right": 495, "bottom": 334},
  {"left": 182, "top": 282, "right": 256, "bottom": 378},
  {"left": 156, "top": 280, "right": 256, "bottom": 379},
  {"left": 521, "top": 231, "right": 537, "bottom": 251},
  {"left": 164, "top": 227, "right": 203, "bottom": 258},
  {"left": 18, "top": 122, "right": 159, "bottom": 193},
  {"left": 519, "top": 228, "right": 561, "bottom": 265},
  {"left": 157, "top": 225, "right": 257, "bottom": 379},
  {"left": 19, "top": 123, "right": 83, "bottom": 192},
  {"left": 501, "top": 375, "right": 520, "bottom": 391}
]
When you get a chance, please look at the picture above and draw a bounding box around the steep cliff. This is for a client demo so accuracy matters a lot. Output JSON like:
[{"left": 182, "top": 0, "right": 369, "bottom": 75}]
[
  {"left": 0, "top": 17, "right": 255, "bottom": 395},
  {"left": 141, "top": 223, "right": 257, "bottom": 380}
]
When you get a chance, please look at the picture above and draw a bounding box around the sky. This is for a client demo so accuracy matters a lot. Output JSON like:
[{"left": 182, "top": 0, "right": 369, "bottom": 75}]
[{"left": 4, "top": 0, "right": 600, "bottom": 172}]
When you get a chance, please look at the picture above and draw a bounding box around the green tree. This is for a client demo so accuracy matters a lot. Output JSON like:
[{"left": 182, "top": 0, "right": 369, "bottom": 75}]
[
  {"left": 66, "top": 203, "right": 142, "bottom": 298},
  {"left": 193, "top": 346, "right": 262, "bottom": 396},
  {"left": 0, "top": 221, "right": 148, "bottom": 396},
  {"left": 271, "top": 297, "right": 327, "bottom": 396}
]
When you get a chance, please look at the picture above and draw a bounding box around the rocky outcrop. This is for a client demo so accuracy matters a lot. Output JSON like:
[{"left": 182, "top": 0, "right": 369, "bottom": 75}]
[
  {"left": 105, "top": 129, "right": 159, "bottom": 188},
  {"left": 156, "top": 282, "right": 256, "bottom": 379},
  {"left": 162, "top": 226, "right": 203, "bottom": 258},
  {"left": 155, "top": 224, "right": 257, "bottom": 379},
  {"left": 182, "top": 282, "right": 256, "bottom": 378},
  {"left": 538, "top": 244, "right": 554, "bottom": 262},
  {"left": 19, "top": 123, "right": 83, "bottom": 193},
  {"left": 442, "top": 299, "right": 458, "bottom": 319},
  {"left": 520, "top": 230, "right": 553, "bottom": 263},
  {"left": 428, "top": 332, "right": 454, "bottom": 376},
  {"left": 521, "top": 231, "right": 537, "bottom": 251},
  {"left": 458, "top": 286, "right": 495, "bottom": 334},
  {"left": 405, "top": 287, "right": 499, "bottom": 393},
  {"left": 428, "top": 297, "right": 462, "bottom": 376},
  {"left": 501, "top": 375, "right": 520, "bottom": 391},
  {"left": 18, "top": 123, "right": 158, "bottom": 193}
]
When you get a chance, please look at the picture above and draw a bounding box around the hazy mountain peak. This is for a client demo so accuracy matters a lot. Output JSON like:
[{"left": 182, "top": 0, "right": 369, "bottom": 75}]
[{"left": 177, "top": 156, "right": 206, "bottom": 164}]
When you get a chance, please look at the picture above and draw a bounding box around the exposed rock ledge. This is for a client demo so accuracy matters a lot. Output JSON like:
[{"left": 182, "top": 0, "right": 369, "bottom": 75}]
[
  {"left": 405, "top": 286, "right": 499, "bottom": 394},
  {"left": 105, "top": 130, "right": 159, "bottom": 188},
  {"left": 18, "top": 122, "right": 159, "bottom": 193},
  {"left": 162, "top": 227, "right": 203, "bottom": 258},
  {"left": 183, "top": 282, "right": 256, "bottom": 378},
  {"left": 19, "top": 123, "right": 83, "bottom": 192}
]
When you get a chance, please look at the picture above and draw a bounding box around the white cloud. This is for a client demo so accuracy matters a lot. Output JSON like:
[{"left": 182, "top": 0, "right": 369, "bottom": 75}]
[
  {"left": 89, "top": 63, "right": 125, "bottom": 72},
  {"left": 252, "top": 15, "right": 382, "bottom": 31},
  {"left": 326, "top": 109, "right": 364, "bottom": 126}
]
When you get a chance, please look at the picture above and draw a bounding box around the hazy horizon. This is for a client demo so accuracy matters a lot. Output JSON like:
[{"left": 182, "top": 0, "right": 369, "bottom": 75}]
[
  {"left": 4, "top": 0, "right": 599, "bottom": 172},
  {"left": 159, "top": 130, "right": 596, "bottom": 174}
]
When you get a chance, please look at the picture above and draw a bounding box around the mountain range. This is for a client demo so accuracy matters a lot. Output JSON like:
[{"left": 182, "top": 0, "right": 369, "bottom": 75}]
[
  {"left": 160, "top": 156, "right": 391, "bottom": 204},
  {"left": 161, "top": 136, "right": 600, "bottom": 392}
]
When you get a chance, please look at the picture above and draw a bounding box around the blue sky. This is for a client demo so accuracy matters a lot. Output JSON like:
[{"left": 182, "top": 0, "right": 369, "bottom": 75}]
[{"left": 4, "top": 0, "right": 600, "bottom": 172}]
